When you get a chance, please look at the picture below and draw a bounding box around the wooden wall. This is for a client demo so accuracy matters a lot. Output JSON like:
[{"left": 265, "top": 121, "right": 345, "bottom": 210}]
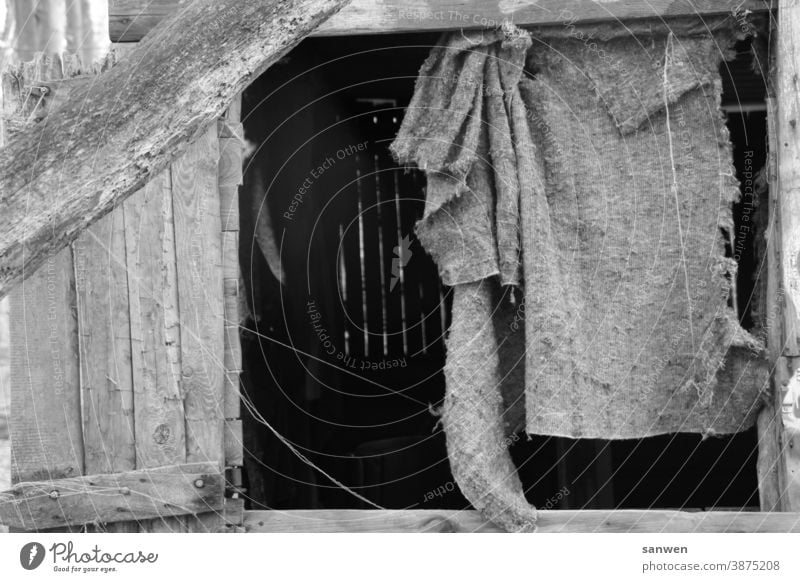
[{"left": 3, "top": 53, "right": 243, "bottom": 532}]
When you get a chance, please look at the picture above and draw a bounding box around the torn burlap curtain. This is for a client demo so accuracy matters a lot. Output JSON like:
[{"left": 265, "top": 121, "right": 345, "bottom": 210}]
[{"left": 390, "top": 21, "right": 769, "bottom": 531}]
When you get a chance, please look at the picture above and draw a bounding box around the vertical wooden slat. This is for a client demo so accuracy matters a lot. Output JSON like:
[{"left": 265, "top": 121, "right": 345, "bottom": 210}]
[
  {"left": 757, "top": 94, "right": 783, "bottom": 512},
  {"left": 74, "top": 209, "right": 138, "bottom": 533},
  {"left": 125, "top": 172, "right": 188, "bottom": 532},
  {"left": 774, "top": 1, "right": 800, "bottom": 511},
  {"left": 219, "top": 97, "right": 245, "bottom": 531},
  {"left": 9, "top": 249, "right": 83, "bottom": 486},
  {"left": 171, "top": 124, "right": 224, "bottom": 467},
  {"left": 75, "top": 210, "right": 136, "bottom": 475}
]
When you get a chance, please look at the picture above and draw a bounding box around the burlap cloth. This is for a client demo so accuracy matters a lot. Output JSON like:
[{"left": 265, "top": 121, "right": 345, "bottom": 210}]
[{"left": 390, "top": 20, "right": 769, "bottom": 531}]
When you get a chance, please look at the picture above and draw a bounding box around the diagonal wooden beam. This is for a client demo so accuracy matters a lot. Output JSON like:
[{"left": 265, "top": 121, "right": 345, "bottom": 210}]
[{"left": 0, "top": 0, "right": 350, "bottom": 300}]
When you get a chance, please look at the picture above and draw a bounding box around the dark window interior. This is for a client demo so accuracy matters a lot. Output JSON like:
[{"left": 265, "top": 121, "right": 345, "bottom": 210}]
[{"left": 238, "top": 34, "right": 768, "bottom": 512}]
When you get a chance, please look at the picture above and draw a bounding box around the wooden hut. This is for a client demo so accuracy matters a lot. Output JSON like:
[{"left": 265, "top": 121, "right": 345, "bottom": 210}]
[{"left": 0, "top": 0, "right": 798, "bottom": 533}]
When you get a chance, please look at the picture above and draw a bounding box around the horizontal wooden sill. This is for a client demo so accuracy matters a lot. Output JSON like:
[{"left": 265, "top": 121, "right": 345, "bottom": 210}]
[{"left": 242, "top": 509, "right": 800, "bottom": 533}]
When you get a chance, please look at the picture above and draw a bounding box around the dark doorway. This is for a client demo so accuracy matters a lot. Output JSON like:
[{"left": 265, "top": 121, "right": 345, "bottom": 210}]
[{"left": 237, "top": 32, "right": 767, "bottom": 513}]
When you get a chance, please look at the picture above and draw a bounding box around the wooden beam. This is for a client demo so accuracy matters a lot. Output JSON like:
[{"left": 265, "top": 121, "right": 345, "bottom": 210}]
[
  {"left": 757, "top": 95, "right": 783, "bottom": 512},
  {"left": 109, "top": 0, "right": 770, "bottom": 43},
  {"left": 0, "top": 0, "right": 350, "bottom": 300},
  {"left": 0, "top": 463, "right": 223, "bottom": 531},
  {"left": 775, "top": 0, "right": 800, "bottom": 512},
  {"left": 243, "top": 509, "right": 800, "bottom": 533}
]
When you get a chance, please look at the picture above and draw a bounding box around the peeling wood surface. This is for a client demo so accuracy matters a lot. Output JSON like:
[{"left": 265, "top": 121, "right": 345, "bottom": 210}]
[
  {"left": 0, "top": 0, "right": 350, "bottom": 300},
  {"left": 0, "top": 463, "right": 223, "bottom": 530},
  {"left": 243, "top": 509, "right": 800, "bottom": 533},
  {"left": 109, "top": 0, "right": 770, "bottom": 42}
]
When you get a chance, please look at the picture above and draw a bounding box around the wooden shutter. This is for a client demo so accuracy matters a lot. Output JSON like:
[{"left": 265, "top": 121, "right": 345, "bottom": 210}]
[{"left": 0, "top": 52, "right": 243, "bottom": 532}]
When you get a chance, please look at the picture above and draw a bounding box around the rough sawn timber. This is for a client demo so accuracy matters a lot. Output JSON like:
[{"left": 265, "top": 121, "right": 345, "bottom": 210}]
[
  {"left": 0, "top": 0, "right": 350, "bottom": 300},
  {"left": 108, "top": 0, "right": 770, "bottom": 43},
  {"left": 774, "top": 0, "right": 800, "bottom": 512},
  {"left": 0, "top": 463, "right": 224, "bottom": 530},
  {"left": 243, "top": 509, "right": 800, "bottom": 533}
]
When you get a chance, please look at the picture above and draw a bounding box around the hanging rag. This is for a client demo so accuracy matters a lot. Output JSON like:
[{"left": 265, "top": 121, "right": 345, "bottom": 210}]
[{"left": 391, "top": 20, "right": 769, "bottom": 532}]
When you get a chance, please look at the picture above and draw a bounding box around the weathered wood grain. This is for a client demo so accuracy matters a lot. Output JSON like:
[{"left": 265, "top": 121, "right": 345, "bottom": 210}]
[
  {"left": 224, "top": 325, "right": 242, "bottom": 374},
  {"left": 222, "top": 231, "right": 239, "bottom": 282},
  {"left": 219, "top": 99, "right": 244, "bottom": 496},
  {"left": 5, "top": 60, "right": 84, "bottom": 533},
  {"left": 109, "top": 0, "right": 770, "bottom": 42},
  {"left": 125, "top": 171, "right": 189, "bottom": 533},
  {"left": 224, "top": 420, "right": 243, "bottom": 468},
  {"left": 757, "top": 94, "right": 784, "bottom": 512},
  {"left": 171, "top": 127, "right": 225, "bottom": 533},
  {"left": 125, "top": 174, "right": 186, "bottom": 471},
  {"left": 775, "top": 0, "right": 800, "bottom": 512},
  {"left": 8, "top": 247, "right": 83, "bottom": 495},
  {"left": 243, "top": 509, "right": 800, "bottom": 533},
  {"left": 0, "top": 0, "right": 351, "bottom": 300},
  {"left": 75, "top": 211, "right": 136, "bottom": 476},
  {"left": 75, "top": 209, "right": 139, "bottom": 533},
  {"left": 0, "top": 463, "right": 223, "bottom": 530},
  {"left": 223, "top": 371, "right": 241, "bottom": 420},
  {"left": 218, "top": 140, "right": 242, "bottom": 233},
  {"left": 171, "top": 124, "right": 225, "bottom": 469}
]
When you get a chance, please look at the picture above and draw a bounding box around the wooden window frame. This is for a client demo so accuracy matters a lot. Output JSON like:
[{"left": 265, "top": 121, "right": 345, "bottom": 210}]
[
  {"left": 221, "top": 0, "right": 800, "bottom": 532},
  {"left": 1, "top": 0, "right": 798, "bottom": 533}
]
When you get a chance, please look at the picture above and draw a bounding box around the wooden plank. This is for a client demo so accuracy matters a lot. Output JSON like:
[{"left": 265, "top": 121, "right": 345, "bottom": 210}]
[
  {"left": 74, "top": 211, "right": 136, "bottom": 476},
  {"left": 224, "top": 326, "right": 242, "bottom": 372},
  {"left": 109, "top": 0, "right": 771, "bottom": 42},
  {"left": 222, "top": 231, "right": 239, "bottom": 281},
  {"left": 223, "top": 371, "right": 241, "bottom": 420},
  {"left": 75, "top": 209, "right": 139, "bottom": 533},
  {"left": 243, "top": 509, "right": 800, "bottom": 533},
  {"left": 757, "top": 95, "right": 784, "bottom": 512},
  {"left": 124, "top": 171, "right": 188, "bottom": 533},
  {"left": 125, "top": 173, "right": 186, "bottom": 470},
  {"left": 224, "top": 420, "right": 243, "bottom": 467},
  {"left": 171, "top": 124, "right": 225, "bottom": 468},
  {"left": 0, "top": 0, "right": 351, "bottom": 300},
  {"left": 218, "top": 118, "right": 243, "bottom": 233},
  {"left": 8, "top": 248, "right": 83, "bottom": 487},
  {"left": 219, "top": 97, "right": 243, "bottom": 447},
  {"left": 223, "top": 279, "right": 240, "bottom": 329},
  {"left": 0, "top": 463, "right": 223, "bottom": 531},
  {"left": 775, "top": 0, "right": 800, "bottom": 511}
]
